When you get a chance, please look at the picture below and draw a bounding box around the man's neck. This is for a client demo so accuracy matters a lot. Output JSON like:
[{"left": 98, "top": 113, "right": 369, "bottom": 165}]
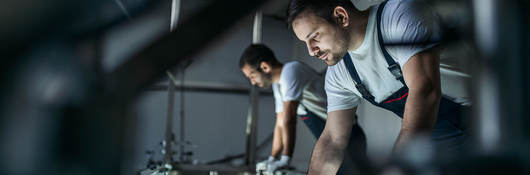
[
  {"left": 271, "top": 64, "right": 284, "bottom": 83},
  {"left": 347, "top": 11, "right": 369, "bottom": 51}
]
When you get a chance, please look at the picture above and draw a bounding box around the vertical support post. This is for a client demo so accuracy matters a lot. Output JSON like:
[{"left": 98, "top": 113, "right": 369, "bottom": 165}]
[
  {"left": 171, "top": 0, "right": 188, "bottom": 163},
  {"left": 178, "top": 66, "right": 186, "bottom": 162},
  {"left": 245, "top": 10, "right": 262, "bottom": 168},
  {"left": 165, "top": 70, "right": 176, "bottom": 164},
  {"left": 472, "top": 0, "right": 500, "bottom": 152},
  {"left": 472, "top": 0, "right": 524, "bottom": 152},
  {"left": 164, "top": 0, "right": 181, "bottom": 166}
]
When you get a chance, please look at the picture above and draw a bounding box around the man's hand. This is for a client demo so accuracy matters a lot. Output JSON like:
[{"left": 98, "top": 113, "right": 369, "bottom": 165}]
[
  {"left": 256, "top": 156, "right": 275, "bottom": 173},
  {"left": 267, "top": 155, "right": 290, "bottom": 174}
]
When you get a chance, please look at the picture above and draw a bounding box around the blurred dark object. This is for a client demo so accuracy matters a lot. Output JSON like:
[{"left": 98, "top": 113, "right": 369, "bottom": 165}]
[{"left": 0, "top": 0, "right": 267, "bottom": 174}]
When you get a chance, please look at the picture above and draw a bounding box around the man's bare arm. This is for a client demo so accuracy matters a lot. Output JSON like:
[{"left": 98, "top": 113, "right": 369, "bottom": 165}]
[
  {"left": 308, "top": 108, "right": 357, "bottom": 175},
  {"left": 394, "top": 46, "right": 442, "bottom": 151},
  {"left": 271, "top": 113, "right": 284, "bottom": 157},
  {"left": 277, "top": 101, "right": 299, "bottom": 156}
]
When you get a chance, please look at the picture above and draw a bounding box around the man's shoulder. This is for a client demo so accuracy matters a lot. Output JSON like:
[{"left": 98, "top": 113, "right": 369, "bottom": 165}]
[
  {"left": 271, "top": 83, "right": 281, "bottom": 95},
  {"left": 283, "top": 61, "right": 306, "bottom": 70},
  {"left": 380, "top": 0, "right": 435, "bottom": 28},
  {"left": 379, "top": 0, "right": 440, "bottom": 65},
  {"left": 281, "top": 61, "right": 314, "bottom": 78}
]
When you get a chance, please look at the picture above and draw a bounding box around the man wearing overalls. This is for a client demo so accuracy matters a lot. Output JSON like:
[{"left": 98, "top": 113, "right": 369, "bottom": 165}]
[
  {"left": 287, "top": 0, "right": 469, "bottom": 174},
  {"left": 239, "top": 44, "right": 367, "bottom": 174}
]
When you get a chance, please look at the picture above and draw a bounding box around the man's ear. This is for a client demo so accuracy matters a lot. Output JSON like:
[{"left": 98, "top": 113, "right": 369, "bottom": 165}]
[
  {"left": 260, "top": 61, "right": 272, "bottom": 73},
  {"left": 333, "top": 6, "right": 350, "bottom": 28}
]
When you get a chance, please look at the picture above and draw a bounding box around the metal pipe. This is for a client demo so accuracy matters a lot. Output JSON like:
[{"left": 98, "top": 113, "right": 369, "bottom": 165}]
[
  {"left": 114, "top": 0, "right": 132, "bottom": 20},
  {"left": 178, "top": 68, "right": 186, "bottom": 162},
  {"left": 163, "top": 0, "right": 181, "bottom": 166},
  {"left": 252, "top": 10, "right": 262, "bottom": 44},
  {"left": 245, "top": 10, "right": 262, "bottom": 168},
  {"left": 170, "top": 0, "right": 180, "bottom": 31},
  {"left": 171, "top": 0, "right": 187, "bottom": 164},
  {"left": 471, "top": 0, "right": 501, "bottom": 150},
  {"left": 160, "top": 77, "right": 274, "bottom": 95},
  {"left": 164, "top": 70, "right": 176, "bottom": 164},
  {"left": 472, "top": 0, "right": 525, "bottom": 153}
]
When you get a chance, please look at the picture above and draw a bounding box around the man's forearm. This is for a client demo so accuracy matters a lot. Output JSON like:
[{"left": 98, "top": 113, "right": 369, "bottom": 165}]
[
  {"left": 271, "top": 124, "right": 283, "bottom": 157},
  {"left": 278, "top": 101, "right": 299, "bottom": 157},
  {"left": 394, "top": 89, "right": 440, "bottom": 151},
  {"left": 308, "top": 132, "right": 347, "bottom": 175},
  {"left": 280, "top": 114, "right": 297, "bottom": 156},
  {"left": 307, "top": 109, "right": 356, "bottom": 175},
  {"left": 397, "top": 46, "right": 442, "bottom": 151}
]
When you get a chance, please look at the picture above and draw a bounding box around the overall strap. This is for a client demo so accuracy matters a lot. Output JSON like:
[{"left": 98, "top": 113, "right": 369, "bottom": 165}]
[
  {"left": 343, "top": 53, "right": 376, "bottom": 103},
  {"left": 376, "top": 1, "right": 406, "bottom": 85}
]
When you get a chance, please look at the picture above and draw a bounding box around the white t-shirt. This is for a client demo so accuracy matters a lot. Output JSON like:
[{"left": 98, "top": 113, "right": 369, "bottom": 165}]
[
  {"left": 326, "top": 0, "right": 453, "bottom": 112},
  {"left": 273, "top": 61, "right": 327, "bottom": 120}
]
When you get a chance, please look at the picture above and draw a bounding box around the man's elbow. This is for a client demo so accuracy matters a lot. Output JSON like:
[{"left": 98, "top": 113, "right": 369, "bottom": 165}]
[
  {"left": 277, "top": 114, "right": 297, "bottom": 128},
  {"left": 320, "top": 131, "right": 349, "bottom": 151},
  {"left": 409, "top": 81, "right": 441, "bottom": 102},
  {"left": 425, "top": 86, "right": 441, "bottom": 103}
]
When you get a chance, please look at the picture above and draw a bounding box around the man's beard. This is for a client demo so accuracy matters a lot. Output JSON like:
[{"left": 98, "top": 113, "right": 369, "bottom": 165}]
[
  {"left": 259, "top": 72, "right": 273, "bottom": 88},
  {"left": 331, "top": 49, "right": 348, "bottom": 65},
  {"left": 319, "top": 47, "right": 348, "bottom": 66},
  {"left": 327, "top": 32, "right": 349, "bottom": 66}
]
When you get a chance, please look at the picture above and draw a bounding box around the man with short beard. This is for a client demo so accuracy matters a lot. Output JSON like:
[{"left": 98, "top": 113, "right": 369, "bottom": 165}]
[
  {"left": 240, "top": 44, "right": 367, "bottom": 174},
  {"left": 288, "top": 0, "right": 470, "bottom": 174}
]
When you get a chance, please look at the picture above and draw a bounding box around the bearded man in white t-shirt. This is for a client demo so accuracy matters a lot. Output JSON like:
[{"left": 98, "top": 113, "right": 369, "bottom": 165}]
[
  {"left": 240, "top": 44, "right": 367, "bottom": 174},
  {"left": 288, "top": 0, "right": 470, "bottom": 174}
]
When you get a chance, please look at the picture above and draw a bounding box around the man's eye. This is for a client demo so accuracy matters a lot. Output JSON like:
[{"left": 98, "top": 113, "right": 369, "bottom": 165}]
[{"left": 312, "top": 33, "right": 319, "bottom": 41}]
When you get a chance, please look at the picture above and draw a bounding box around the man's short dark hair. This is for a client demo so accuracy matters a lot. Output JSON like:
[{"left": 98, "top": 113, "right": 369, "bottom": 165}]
[
  {"left": 287, "top": 0, "right": 357, "bottom": 26},
  {"left": 239, "top": 44, "right": 281, "bottom": 71}
]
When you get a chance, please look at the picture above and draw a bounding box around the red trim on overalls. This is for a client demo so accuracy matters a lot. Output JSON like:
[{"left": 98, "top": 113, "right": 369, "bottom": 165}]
[
  {"left": 383, "top": 92, "right": 408, "bottom": 103},
  {"left": 301, "top": 117, "right": 310, "bottom": 120}
]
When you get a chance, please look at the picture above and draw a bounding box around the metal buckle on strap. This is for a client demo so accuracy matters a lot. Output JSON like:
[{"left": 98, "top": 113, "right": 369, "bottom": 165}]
[
  {"left": 355, "top": 83, "right": 375, "bottom": 101},
  {"left": 388, "top": 64, "right": 403, "bottom": 80}
]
